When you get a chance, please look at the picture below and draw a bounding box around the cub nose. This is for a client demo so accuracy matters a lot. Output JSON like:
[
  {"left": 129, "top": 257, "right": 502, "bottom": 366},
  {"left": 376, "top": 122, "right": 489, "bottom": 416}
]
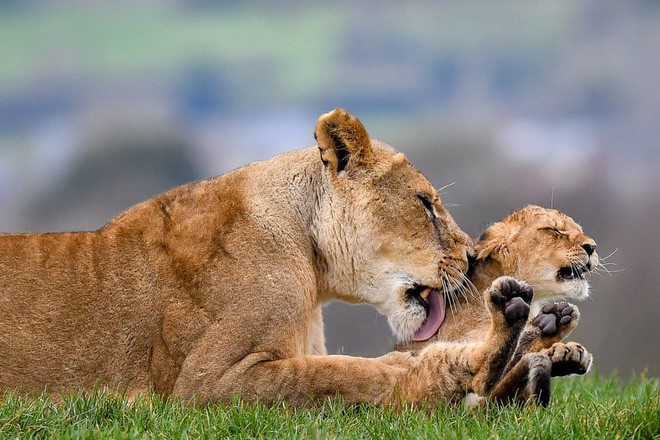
[{"left": 581, "top": 242, "right": 596, "bottom": 256}]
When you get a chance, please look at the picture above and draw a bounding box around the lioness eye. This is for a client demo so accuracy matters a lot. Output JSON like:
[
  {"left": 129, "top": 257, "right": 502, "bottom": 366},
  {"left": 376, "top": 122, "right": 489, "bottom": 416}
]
[{"left": 417, "top": 194, "right": 437, "bottom": 221}]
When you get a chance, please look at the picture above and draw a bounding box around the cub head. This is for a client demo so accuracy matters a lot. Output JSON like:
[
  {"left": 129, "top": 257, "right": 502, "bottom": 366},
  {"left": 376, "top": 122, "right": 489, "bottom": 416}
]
[
  {"left": 313, "top": 109, "right": 473, "bottom": 342},
  {"left": 476, "top": 205, "right": 598, "bottom": 310}
]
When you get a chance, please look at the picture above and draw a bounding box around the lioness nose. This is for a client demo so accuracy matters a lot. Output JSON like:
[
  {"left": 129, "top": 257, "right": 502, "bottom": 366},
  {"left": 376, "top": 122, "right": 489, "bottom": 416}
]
[{"left": 582, "top": 243, "right": 596, "bottom": 256}]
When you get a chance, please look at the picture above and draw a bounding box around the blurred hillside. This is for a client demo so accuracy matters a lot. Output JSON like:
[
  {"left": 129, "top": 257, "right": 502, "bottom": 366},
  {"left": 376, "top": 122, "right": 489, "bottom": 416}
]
[{"left": 0, "top": 0, "right": 658, "bottom": 375}]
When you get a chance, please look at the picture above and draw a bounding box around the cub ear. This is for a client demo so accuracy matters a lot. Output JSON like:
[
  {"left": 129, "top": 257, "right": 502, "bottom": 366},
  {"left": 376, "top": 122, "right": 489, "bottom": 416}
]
[
  {"left": 314, "top": 108, "right": 374, "bottom": 175},
  {"left": 476, "top": 221, "right": 518, "bottom": 261}
]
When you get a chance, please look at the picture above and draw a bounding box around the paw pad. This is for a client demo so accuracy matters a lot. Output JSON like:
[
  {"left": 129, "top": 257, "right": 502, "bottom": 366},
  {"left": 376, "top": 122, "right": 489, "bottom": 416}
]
[
  {"left": 504, "top": 297, "right": 528, "bottom": 323},
  {"left": 534, "top": 302, "right": 576, "bottom": 336},
  {"left": 490, "top": 277, "right": 533, "bottom": 324}
]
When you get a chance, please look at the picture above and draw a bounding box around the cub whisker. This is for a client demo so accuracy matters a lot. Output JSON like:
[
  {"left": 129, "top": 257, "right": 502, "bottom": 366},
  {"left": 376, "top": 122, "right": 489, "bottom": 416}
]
[{"left": 599, "top": 248, "right": 619, "bottom": 261}]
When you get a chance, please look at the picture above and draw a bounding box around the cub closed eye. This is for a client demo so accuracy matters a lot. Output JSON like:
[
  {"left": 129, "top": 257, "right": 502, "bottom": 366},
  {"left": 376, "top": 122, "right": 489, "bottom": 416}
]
[
  {"left": 417, "top": 194, "right": 437, "bottom": 221},
  {"left": 540, "top": 226, "right": 565, "bottom": 237}
]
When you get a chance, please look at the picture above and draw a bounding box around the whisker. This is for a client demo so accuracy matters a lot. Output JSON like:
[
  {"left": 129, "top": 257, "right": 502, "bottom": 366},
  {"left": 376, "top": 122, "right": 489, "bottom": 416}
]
[
  {"left": 447, "top": 275, "right": 460, "bottom": 303},
  {"left": 447, "top": 266, "right": 473, "bottom": 302},
  {"left": 464, "top": 276, "right": 480, "bottom": 299},
  {"left": 596, "top": 264, "right": 625, "bottom": 275},
  {"left": 599, "top": 248, "right": 619, "bottom": 261},
  {"left": 460, "top": 275, "right": 476, "bottom": 301},
  {"left": 437, "top": 182, "right": 456, "bottom": 193},
  {"left": 551, "top": 186, "right": 556, "bottom": 210},
  {"left": 446, "top": 266, "right": 462, "bottom": 283},
  {"left": 448, "top": 275, "right": 461, "bottom": 317},
  {"left": 442, "top": 277, "right": 456, "bottom": 320},
  {"left": 365, "top": 267, "right": 391, "bottom": 287},
  {"left": 595, "top": 262, "right": 612, "bottom": 277},
  {"left": 457, "top": 267, "right": 479, "bottom": 300},
  {"left": 451, "top": 281, "right": 465, "bottom": 304},
  {"left": 571, "top": 261, "right": 580, "bottom": 274},
  {"left": 457, "top": 280, "right": 469, "bottom": 303}
]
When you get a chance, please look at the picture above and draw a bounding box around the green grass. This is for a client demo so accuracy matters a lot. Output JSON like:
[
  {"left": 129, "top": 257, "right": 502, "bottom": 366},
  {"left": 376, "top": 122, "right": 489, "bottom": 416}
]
[{"left": 0, "top": 374, "right": 657, "bottom": 439}]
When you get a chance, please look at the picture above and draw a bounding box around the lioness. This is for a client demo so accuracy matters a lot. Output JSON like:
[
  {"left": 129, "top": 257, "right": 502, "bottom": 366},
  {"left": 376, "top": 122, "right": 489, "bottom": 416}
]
[
  {"left": 0, "top": 109, "right": 539, "bottom": 406},
  {"left": 399, "top": 205, "right": 598, "bottom": 405}
]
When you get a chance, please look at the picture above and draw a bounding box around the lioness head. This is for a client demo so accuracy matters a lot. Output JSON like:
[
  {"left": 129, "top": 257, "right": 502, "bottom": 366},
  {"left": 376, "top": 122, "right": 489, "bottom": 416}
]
[
  {"left": 476, "top": 205, "right": 598, "bottom": 310},
  {"left": 313, "top": 109, "right": 473, "bottom": 342}
]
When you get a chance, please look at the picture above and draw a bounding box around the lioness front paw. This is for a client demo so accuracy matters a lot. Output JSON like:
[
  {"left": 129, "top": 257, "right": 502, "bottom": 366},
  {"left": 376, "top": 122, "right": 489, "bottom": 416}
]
[
  {"left": 533, "top": 302, "right": 579, "bottom": 337},
  {"left": 544, "top": 341, "right": 592, "bottom": 377},
  {"left": 488, "top": 276, "right": 533, "bottom": 325}
]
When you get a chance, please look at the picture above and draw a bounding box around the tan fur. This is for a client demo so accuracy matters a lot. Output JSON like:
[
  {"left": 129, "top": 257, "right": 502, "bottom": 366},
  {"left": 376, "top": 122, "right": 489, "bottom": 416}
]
[
  {"left": 398, "top": 205, "right": 598, "bottom": 404},
  {"left": 1, "top": 109, "right": 535, "bottom": 406},
  {"left": 401, "top": 205, "right": 598, "bottom": 348},
  {"left": 475, "top": 205, "right": 598, "bottom": 314}
]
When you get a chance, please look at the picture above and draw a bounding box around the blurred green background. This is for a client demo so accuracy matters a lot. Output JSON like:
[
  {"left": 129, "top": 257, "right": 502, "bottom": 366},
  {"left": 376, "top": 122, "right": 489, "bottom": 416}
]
[{"left": 0, "top": 0, "right": 658, "bottom": 376}]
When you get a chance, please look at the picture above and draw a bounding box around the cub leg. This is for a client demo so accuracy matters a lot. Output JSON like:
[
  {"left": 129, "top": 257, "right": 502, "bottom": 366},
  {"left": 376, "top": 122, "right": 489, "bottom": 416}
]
[
  {"left": 469, "top": 276, "right": 533, "bottom": 396},
  {"left": 489, "top": 352, "right": 553, "bottom": 407},
  {"left": 507, "top": 302, "right": 579, "bottom": 372},
  {"left": 489, "top": 341, "right": 593, "bottom": 407}
]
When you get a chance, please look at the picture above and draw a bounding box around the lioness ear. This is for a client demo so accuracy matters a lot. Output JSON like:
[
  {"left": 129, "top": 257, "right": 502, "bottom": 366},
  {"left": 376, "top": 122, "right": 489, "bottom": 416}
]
[
  {"left": 476, "top": 221, "right": 517, "bottom": 261},
  {"left": 314, "top": 108, "right": 373, "bottom": 175}
]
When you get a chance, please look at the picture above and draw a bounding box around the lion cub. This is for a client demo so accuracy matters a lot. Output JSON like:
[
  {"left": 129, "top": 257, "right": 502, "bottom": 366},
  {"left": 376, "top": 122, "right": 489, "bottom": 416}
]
[
  {"left": 399, "top": 205, "right": 598, "bottom": 404},
  {"left": 438, "top": 205, "right": 598, "bottom": 343}
]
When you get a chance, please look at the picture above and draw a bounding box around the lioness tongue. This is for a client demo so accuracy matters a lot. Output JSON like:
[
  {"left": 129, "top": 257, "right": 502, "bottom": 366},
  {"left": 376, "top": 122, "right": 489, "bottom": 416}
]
[{"left": 411, "top": 290, "right": 445, "bottom": 342}]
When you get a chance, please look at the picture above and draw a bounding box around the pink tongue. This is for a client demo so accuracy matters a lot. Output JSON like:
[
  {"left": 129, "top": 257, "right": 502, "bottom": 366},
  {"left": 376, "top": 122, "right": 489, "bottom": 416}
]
[{"left": 411, "top": 290, "right": 446, "bottom": 342}]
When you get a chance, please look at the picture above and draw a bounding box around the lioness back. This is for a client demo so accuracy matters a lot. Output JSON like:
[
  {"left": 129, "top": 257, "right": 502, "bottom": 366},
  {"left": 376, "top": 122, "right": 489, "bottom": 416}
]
[
  {"left": 0, "top": 229, "right": 154, "bottom": 391},
  {"left": 0, "top": 148, "right": 323, "bottom": 393}
]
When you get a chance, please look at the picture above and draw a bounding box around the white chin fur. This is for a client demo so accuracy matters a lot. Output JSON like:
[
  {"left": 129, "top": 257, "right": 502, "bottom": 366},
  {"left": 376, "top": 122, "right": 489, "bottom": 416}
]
[
  {"left": 562, "top": 279, "right": 590, "bottom": 300},
  {"left": 531, "top": 280, "right": 590, "bottom": 315},
  {"left": 387, "top": 303, "right": 427, "bottom": 342},
  {"left": 365, "top": 274, "right": 429, "bottom": 342}
]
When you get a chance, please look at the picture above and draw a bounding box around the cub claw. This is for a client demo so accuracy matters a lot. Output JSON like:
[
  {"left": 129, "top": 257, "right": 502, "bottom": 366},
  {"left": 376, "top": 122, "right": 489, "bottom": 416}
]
[{"left": 546, "top": 342, "right": 592, "bottom": 377}]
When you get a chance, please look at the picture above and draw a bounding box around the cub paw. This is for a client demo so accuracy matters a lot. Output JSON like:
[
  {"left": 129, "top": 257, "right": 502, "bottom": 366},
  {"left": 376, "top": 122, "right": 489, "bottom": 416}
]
[
  {"left": 533, "top": 302, "right": 579, "bottom": 337},
  {"left": 488, "top": 276, "right": 533, "bottom": 325},
  {"left": 544, "top": 342, "right": 592, "bottom": 377}
]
